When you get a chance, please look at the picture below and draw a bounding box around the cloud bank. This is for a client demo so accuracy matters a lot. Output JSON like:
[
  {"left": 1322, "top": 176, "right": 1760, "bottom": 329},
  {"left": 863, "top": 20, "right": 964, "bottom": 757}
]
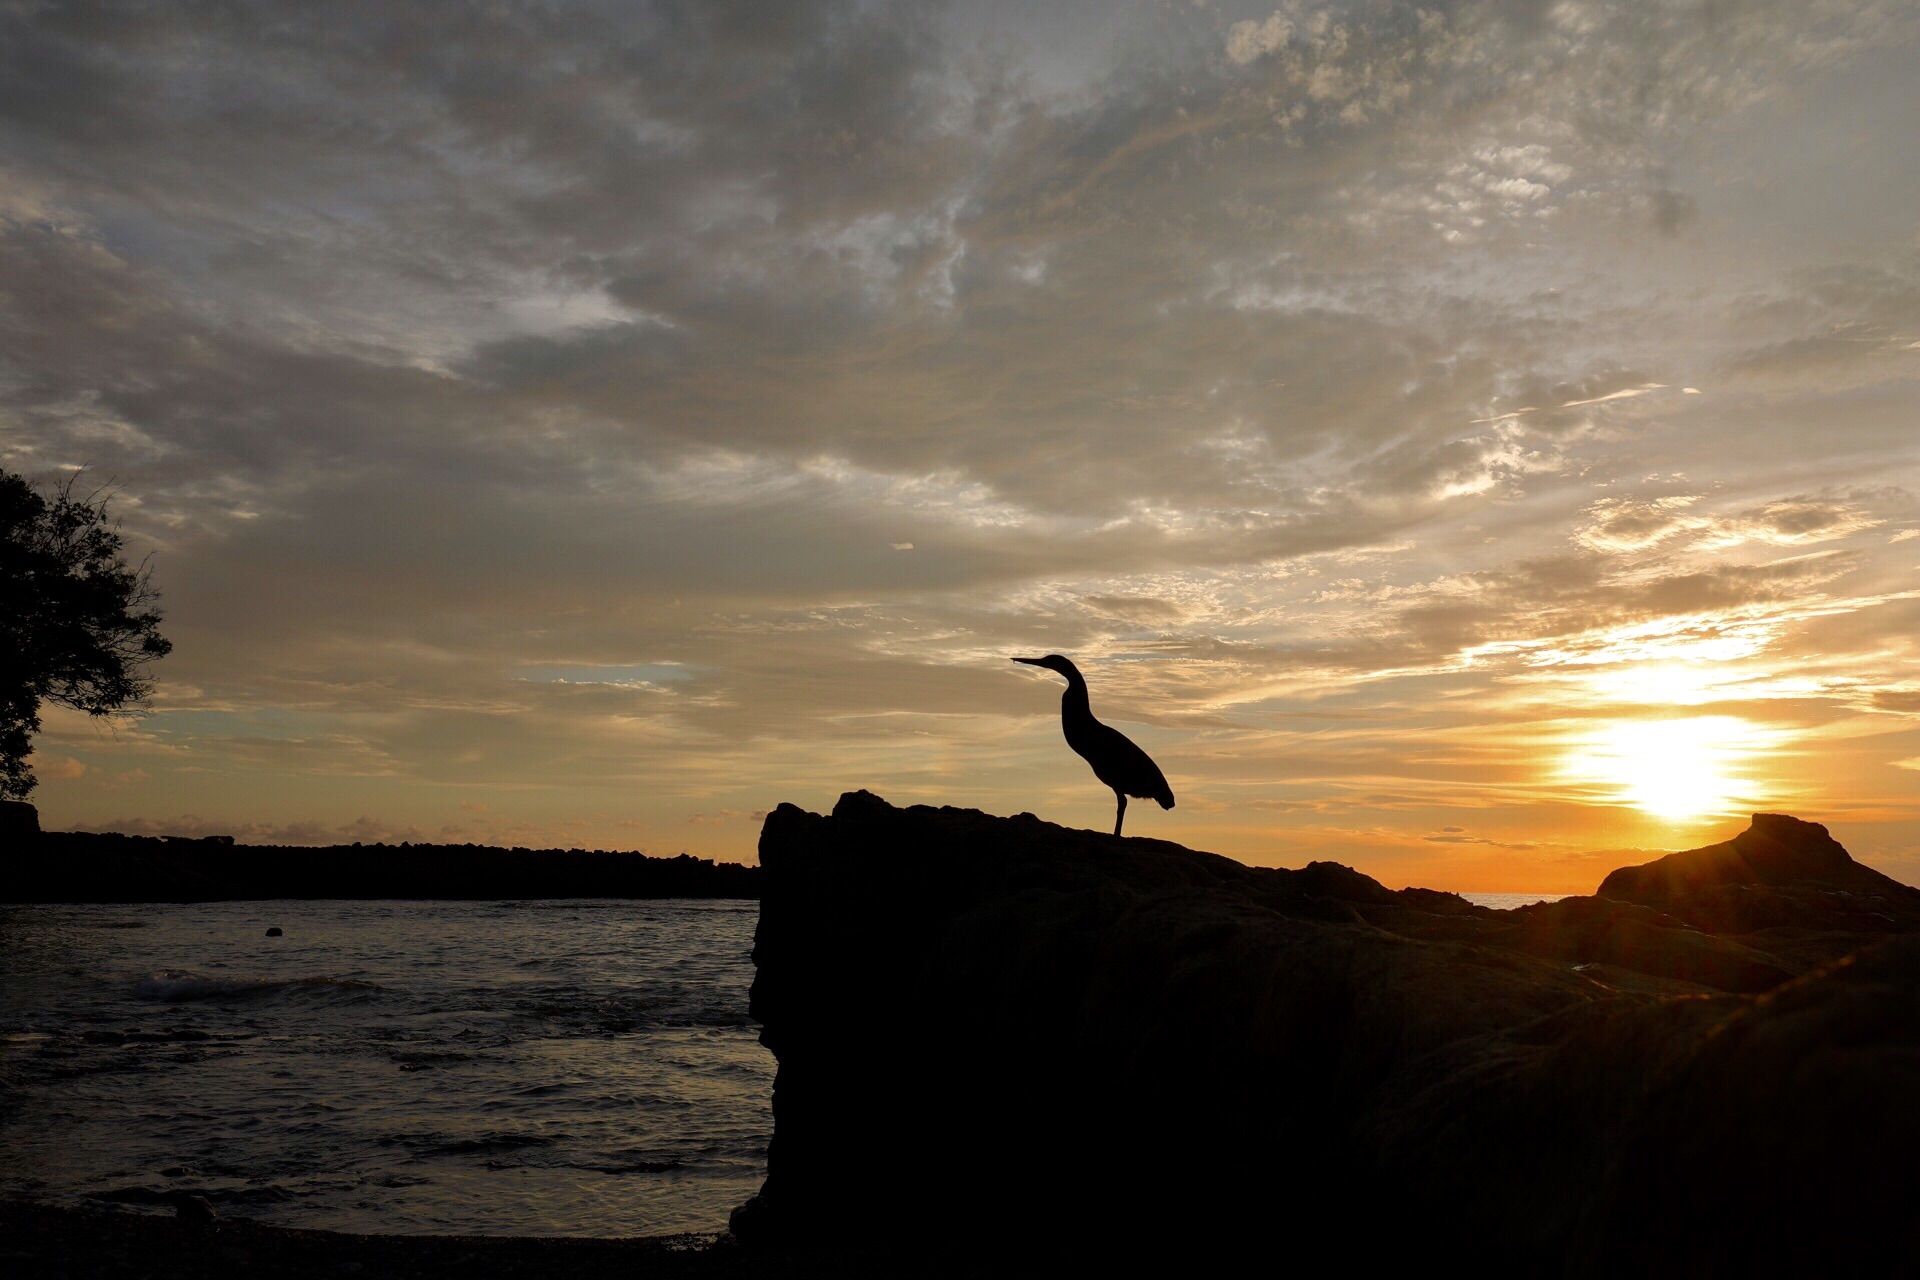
[{"left": 4, "top": 0, "right": 1918, "bottom": 887}]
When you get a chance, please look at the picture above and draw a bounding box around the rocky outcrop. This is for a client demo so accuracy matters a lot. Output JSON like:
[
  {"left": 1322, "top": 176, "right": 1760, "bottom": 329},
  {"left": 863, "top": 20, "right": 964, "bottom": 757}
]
[
  {"left": 736, "top": 793, "right": 1920, "bottom": 1272},
  {"left": 1598, "top": 812, "right": 1920, "bottom": 941}
]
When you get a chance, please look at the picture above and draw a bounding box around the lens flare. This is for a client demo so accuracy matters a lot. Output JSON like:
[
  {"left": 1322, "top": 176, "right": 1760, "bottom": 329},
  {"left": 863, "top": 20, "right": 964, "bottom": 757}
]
[{"left": 1564, "top": 716, "right": 1769, "bottom": 820}]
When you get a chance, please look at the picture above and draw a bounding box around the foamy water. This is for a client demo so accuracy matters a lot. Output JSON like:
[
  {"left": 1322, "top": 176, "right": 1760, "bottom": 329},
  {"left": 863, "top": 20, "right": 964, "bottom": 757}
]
[{"left": 0, "top": 899, "right": 770, "bottom": 1236}]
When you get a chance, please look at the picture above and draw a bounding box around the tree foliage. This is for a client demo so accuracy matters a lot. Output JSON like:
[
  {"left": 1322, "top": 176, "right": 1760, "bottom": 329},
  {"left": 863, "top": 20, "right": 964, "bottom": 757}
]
[{"left": 0, "top": 469, "right": 172, "bottom": 801}]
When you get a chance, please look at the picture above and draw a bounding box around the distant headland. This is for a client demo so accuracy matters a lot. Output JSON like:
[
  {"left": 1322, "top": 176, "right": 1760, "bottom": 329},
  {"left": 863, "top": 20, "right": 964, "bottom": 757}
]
[{"left": 0, "top": 802, "right": 757, "bottom": 903}]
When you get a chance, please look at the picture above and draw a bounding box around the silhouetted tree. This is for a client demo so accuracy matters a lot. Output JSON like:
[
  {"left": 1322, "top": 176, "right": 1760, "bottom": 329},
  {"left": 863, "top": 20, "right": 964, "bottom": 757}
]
[{"left": 0, "top": 469, "right": 171, "bottom": 801}]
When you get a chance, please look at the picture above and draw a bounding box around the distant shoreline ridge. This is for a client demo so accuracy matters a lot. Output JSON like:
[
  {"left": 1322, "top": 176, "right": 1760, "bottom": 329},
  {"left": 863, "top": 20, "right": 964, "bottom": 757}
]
[
  {"left": 0, "top": 818, "right": 1595, "bottom": 908},
  {"left": 4, "top": 823, "right": 760, "bottom": 903},
  {"left": 0, "top": 797, "right": 1686, "bottom": 906}
]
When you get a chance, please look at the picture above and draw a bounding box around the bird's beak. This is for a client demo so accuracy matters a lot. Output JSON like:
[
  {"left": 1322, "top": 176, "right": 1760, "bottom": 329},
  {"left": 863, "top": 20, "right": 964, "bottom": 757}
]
[{"left": 1012, "top": 657, "right": 1044, "bottom": 666}]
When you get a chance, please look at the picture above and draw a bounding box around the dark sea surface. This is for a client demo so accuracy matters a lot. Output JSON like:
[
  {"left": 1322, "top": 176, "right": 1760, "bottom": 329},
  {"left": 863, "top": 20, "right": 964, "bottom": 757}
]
[{"left": 0, "top": 899, "right": 770, "bottom": 1236}]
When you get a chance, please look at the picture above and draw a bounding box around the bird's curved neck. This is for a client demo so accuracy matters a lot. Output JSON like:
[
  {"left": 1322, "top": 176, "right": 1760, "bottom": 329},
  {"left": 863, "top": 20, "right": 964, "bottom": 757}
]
[{"left": 1059, "top": 671, "right": 1091, "bottom": 720}]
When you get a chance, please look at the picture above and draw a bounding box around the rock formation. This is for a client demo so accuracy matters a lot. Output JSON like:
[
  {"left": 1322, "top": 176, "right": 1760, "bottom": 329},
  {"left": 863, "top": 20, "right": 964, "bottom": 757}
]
[
  {"left": 1599, "top": 811, "right": 1920, "bottom": 941},
  {"left": 735, "top": 793, "right": 1920, "bottom": 1272}
]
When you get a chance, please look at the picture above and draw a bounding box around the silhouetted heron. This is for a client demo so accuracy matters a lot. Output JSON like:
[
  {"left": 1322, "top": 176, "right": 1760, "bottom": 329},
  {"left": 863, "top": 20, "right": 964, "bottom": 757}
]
[{"left": 1013, "top": 654, "right": 1175, "bottom": 836}]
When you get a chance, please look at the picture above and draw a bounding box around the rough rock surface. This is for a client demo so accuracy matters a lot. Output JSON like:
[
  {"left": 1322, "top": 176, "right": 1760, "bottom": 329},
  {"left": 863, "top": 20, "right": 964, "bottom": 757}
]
[
  {"left": 736, "top": 793, "right": 1920, "bottom": 1272},
  {"left": 1598, "top": 811, "right": 1920, "bottom": 941}
]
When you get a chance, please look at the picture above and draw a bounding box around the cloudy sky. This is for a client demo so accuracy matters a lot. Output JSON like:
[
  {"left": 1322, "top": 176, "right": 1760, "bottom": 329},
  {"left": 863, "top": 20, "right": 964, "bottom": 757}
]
[{"left": 5, "top": 0, "right": 1919, "bottom": 889}]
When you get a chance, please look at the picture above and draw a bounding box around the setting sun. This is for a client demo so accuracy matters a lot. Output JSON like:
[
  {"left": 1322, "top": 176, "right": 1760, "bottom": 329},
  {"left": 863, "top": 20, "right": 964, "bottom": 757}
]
[{"left": 1566, "top": 717, "right": 1772, "bottom": 821}]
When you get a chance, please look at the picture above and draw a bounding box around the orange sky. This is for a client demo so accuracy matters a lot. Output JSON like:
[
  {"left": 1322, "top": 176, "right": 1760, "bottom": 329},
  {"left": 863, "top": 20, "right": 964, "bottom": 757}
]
[{"left": 8, "top": 1, "right": 1920, "bottom": 890}]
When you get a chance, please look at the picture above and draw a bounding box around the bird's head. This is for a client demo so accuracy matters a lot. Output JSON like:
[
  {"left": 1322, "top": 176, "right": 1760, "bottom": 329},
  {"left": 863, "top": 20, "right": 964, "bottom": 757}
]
[{"left": 1013, "top": 654, "right": 1081, "bottom": 681}]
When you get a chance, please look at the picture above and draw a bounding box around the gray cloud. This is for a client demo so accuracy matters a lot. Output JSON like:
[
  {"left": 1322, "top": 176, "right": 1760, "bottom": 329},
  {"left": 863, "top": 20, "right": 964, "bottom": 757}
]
[{"left": 6, "top": 0, "right": 1920, "bottom": 875}]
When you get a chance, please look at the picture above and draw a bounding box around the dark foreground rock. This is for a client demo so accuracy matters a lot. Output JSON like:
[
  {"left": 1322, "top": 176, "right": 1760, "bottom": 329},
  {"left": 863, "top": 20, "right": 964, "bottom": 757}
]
[{"left": 736, "top": 793, "right": 1920, "bottom": 1274}]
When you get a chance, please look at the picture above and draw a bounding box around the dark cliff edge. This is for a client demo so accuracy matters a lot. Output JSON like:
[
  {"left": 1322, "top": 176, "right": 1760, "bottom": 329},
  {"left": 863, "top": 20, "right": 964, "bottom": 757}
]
[
  {"left": 3, "top": 823, "right": 758, "bottom": 902},
  {"left": 735, "top": 794, "right": 1920, "bottom": 1274}
]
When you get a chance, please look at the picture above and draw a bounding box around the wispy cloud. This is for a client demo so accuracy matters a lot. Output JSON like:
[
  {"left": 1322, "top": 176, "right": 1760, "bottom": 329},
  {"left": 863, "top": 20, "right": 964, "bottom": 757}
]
[{"left": 5, "top": 1, "right": 1920, "bottom": 885}]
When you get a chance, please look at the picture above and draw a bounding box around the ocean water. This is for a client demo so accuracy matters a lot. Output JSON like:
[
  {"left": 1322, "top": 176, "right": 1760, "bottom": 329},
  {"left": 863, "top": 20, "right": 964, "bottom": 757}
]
[
  {"left": 0, "top": 899, "right": 771, "bottom": 1237},
  {"left": 1461, "top": 893, "right": 1569, "bottom": 910}
]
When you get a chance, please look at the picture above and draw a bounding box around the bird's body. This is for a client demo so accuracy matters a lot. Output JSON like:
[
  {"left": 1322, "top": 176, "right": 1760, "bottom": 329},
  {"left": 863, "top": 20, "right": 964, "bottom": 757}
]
[{"left": 1014, "top": 654, "right": 1173, "bottom": 836}]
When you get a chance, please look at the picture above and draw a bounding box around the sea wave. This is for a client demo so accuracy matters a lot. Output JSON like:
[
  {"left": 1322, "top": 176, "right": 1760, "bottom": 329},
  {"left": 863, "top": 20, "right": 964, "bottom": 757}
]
[
  {"left": 515, "top": 986, "right": 749, "bottom": 1032},
  {"left": 133, "top": 970, "right": 385, "bottom": 1005},
  {"left": 382, "top": 1131, "right": 560, "bottom": 1159},
  {"left": 3, "top": 899, "right": 771, "bottom": 1237}
]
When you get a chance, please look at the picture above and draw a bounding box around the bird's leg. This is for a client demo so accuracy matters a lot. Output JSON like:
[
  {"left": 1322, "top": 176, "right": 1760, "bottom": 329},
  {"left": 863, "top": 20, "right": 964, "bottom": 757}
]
[{"left": 1114, "top": 791, "right": 1127, "bottom": 837}]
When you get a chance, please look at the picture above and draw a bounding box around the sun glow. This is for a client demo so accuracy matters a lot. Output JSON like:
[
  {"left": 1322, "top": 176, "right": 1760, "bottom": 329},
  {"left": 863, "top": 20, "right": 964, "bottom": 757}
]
[{"left": 1565, "top": 716, "right": 1771, "bottom": 820}]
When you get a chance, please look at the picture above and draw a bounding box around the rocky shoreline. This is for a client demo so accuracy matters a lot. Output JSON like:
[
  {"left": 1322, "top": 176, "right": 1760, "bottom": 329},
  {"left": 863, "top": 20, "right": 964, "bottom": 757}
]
[{"left": 9, "top": 799, "right": 1918, "bottom": 1275}]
